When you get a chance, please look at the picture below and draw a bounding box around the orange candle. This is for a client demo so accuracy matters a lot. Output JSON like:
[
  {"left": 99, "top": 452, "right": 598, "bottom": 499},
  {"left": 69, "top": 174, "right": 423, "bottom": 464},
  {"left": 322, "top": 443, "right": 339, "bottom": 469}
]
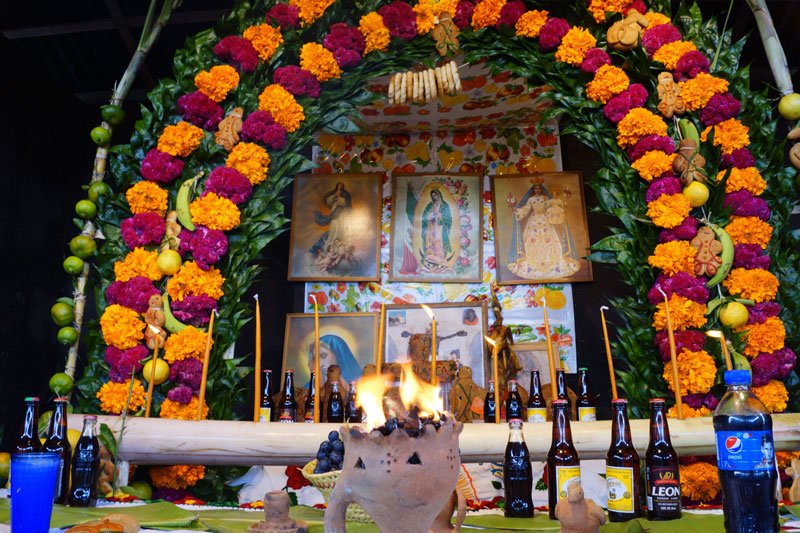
[
  {"left": 659, "top": 289, "right": 683, "bottom": 419},
  {"left": 311, "top": 294, "right": 321, "bottom": 424},
  {"left": 541, "top": 299, "right": 557, "bottom": 400},
  {"left": 144, "top": 333, "right": 160, "bottom": 418},
  {"left": 600, "top": 306, "right": 618, "bottom": 400},
  {"left": 253, "top": 295, "right": 262, "bottom": 422},
  {"left": 198, "top": 309, "right": 215, "bottom": 420}
]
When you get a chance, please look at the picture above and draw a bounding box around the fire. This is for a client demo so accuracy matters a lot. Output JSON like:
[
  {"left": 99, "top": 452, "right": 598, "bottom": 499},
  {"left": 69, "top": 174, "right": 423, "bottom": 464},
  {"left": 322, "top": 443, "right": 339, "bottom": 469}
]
[
  {"left": 356, "top": 373, "right": 390, "bottom": 429},
  {"left": 356, "top": 364, "right": 444, "bottom": 430}
]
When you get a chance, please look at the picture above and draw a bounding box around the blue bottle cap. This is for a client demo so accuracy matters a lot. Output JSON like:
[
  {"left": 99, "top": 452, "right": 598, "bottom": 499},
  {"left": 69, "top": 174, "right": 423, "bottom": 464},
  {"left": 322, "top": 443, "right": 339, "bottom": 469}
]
[{"left": 724, "top": 369, "right": 751, "bottom": 386}]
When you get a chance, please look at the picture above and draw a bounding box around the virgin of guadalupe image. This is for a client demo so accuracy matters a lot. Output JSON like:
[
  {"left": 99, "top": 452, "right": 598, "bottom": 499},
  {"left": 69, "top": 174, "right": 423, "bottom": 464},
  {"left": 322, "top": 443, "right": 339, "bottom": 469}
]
[
  {"left": 310, "top": 182, "right": 357, "bottom": 273},
  {"left": 507, "top": 179, "right": 581, "bottom": 280},
  {"left": 399, "top": 185, "right": 455, "bottom": 275},
  {"left": 305, "top": 334, "right": 362, "bottom": 387}
]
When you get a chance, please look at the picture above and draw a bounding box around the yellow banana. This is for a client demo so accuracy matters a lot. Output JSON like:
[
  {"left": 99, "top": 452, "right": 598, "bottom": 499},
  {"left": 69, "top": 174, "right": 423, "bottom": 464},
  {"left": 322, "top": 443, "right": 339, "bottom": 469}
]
[
  {"left": 176, "top": 177, "right": 197, "bottom": 231},
  {"left": 706, "top": 223, "right": 734, "bottom": 288}
]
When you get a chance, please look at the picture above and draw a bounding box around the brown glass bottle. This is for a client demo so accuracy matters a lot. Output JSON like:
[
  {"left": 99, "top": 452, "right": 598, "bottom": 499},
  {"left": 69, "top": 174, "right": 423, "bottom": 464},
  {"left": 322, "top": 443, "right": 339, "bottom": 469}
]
[
  {"left": 555, "top": 369, "right": 572, "bottom": 420},
  {"left": 547, "top": 399, "right": 581, "bottom": 519},
  {"left": 606, "top": 398, "right": 641, "bottom": 522},
  {"left": 526, "top": 370, "right": 547, "bottom": 423},
  {"left": 483, "top": 380, "right": 497, "bottom": 423},
  {"left": 505, "top": 380, "right": 524, "bottom": 421},
  {"left": 645, "top": 398, "right": 681, "bottom": 520},
  {"left": 576, "top": 368, "right": 596, "bottom": 421},
  {"left": 43, "top": 397, "right": 71, "bottom": 503},
  {"left": 345, "top": 381, "right": 362, "bottom": 422},
  {"left": 69, "top": 415, "right": 100, "bottom": 507},
  {"left": 278, "top": 369, "right": 297, "bottom": 423},
  {"left": 14, "top": 396, "right": 42, "bottom": 453},
  {"left": 504, "top": 419, "right": 534, "bottom": 517},
  {"left": 304, "top": 371, "right": 316, "bottom": 423},
  {"left": 259, "top": 369, "right": 275, "bottom": 422},
  {"left": 327, "top": 381, "right": 344, "bottom": 423}
]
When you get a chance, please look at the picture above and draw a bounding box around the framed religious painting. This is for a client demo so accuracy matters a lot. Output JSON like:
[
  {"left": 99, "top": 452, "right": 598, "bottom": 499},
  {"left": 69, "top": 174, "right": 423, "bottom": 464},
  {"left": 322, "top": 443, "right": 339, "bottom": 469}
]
[
  {"left": 287, "top": 174, "right": 382, "bottom": 281},
  {"left": 490, "top": 172, "right": 593, "bottom": 285},
  {"left": 388, "top": 173, "right": 482, "bottom": 283},
  {"left": 511, "top": 342, "right": 551, "bottom": 385},
  {"left": 282, "top": 312, "right": 378, "bottom": 389}
]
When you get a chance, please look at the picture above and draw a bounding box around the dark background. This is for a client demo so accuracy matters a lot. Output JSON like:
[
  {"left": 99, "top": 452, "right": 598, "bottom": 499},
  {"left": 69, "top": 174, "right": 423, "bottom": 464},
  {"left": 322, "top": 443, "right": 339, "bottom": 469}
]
[{"left": 1, "top": 1, "right": 798, "bottom": 449}]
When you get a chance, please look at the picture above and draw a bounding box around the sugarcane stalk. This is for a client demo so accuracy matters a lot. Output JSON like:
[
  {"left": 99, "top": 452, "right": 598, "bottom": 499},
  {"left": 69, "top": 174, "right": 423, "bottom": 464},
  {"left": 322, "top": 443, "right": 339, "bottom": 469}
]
[{"left": 746, "top": 0, "right": 794, "bottom": 95}]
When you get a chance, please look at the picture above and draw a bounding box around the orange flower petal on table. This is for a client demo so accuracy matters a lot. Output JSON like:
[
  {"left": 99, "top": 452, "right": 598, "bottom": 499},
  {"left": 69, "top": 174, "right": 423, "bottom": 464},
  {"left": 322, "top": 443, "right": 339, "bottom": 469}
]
[
  {"left": 680, "top": 462, "right": 720, "bottom": 501},
  {"left": 150, "top": 464, "right": 206, "bottom": 489}
]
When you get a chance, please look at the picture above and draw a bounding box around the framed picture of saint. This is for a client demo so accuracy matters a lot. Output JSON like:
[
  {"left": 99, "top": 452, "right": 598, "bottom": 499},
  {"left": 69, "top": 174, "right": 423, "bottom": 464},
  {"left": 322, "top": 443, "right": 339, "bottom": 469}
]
[
  {"left": 389, "top": 174, "right": 482, "bottom": 283},
  {"left": 490, "top": 172, "right": 592, "bottom": 285},
  {"left": 288, "top": 174, "right": 382, "bottom": 281}
]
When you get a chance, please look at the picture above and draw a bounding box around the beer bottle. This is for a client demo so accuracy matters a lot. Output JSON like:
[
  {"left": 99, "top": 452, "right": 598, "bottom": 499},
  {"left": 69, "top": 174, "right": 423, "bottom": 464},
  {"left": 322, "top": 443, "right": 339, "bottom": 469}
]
[
  {"left": 645, "top": 398, "right": 681, "bottom": 520},
  {"left": 505, "top": 380, "right": 524, "bottom": 421},
  {"left": 606, "top": 398, "right": 641, "bottom": 522},
  {"left": 555, "top": 369, "right": 572, "bottom": 420},
  {"left": 327, "top": 381, "right": 344, "bottom": 423},
  {"left": 304, "top": 371, "right": 316, "bottom": 423},
  {"left": 69, "top": 415, "right": 100, "bottom": 507},
  {"left": 14, "top": 396, "right": 42, "bottom": 453},
  {"left": 576, "top": 368, "right": 597, "bottom": 421},
  {"left": 547, "top": 399, "right": 581, "bottom": 519},
  {"left": 503, "top": 419, "right": 534, "bottom": 517},
  {"left": 483, "top": 380, "right": 497, "bottom": 423},
  {"left": 345, "top": 381, "right": 363, "bottom": 423},
  {"left": 278, "top": 369, "right": 297, "bottom": 423},
  {"left": 526, "top": 370, "right": 547, "bottom": 423},
  {"left": 44, "top": 397, "right": 71, "bottom": 503},
  {"left": 259, "top": 369, "right": 275, "bottom": 423}
]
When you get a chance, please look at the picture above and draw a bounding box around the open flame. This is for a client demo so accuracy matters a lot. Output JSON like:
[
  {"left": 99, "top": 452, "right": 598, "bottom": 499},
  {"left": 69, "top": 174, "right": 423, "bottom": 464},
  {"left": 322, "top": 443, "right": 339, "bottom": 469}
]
[{"left": 356, "top": 364, "right": 444, "bottom": 430}]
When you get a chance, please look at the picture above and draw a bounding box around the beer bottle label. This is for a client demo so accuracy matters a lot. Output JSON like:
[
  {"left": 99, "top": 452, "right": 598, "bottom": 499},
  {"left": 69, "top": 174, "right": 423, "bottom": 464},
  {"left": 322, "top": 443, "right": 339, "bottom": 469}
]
[
  {"left": 526, "top": 408, "right": 547, "bottom": 423},
  {"left": 278, "top": 409, "right": 295, "bottom": 423},
  {"left": 645, "top": 466, "right": 681, "bottom": 513},
  {"left": 716, "top": 430, "right": 775, "bottom": 471},
  {"left": 259, "top": 407, "right": 271, "bottom": 423},
  {"left": 304, "top": 410, "right": 314, "bottom": 423},
  {"left": 555, "top": 465, "right": 581, "bottom": 501},
  {"left": 606, "top": 466, "right": 636, "bottom": 513},
  {"left": 578, "top": 407, "right": 597, "bottom": 421}
]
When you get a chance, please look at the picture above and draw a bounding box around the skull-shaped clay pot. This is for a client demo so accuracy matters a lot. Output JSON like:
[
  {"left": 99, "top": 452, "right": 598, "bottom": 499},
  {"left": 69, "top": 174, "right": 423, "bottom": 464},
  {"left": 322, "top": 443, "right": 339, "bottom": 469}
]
[{"left": 324, "top": 417, "right": 464, "bottom": 533}]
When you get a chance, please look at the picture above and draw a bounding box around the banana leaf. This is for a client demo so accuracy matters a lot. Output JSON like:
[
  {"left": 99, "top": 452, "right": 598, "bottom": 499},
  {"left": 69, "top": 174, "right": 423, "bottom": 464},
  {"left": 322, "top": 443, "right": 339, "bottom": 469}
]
[
  {"left": 0, "top": 499, "right": 199, "bottom": 528},
  {"left": 199, "top": 506, "right": 324, "bottom": 533}
]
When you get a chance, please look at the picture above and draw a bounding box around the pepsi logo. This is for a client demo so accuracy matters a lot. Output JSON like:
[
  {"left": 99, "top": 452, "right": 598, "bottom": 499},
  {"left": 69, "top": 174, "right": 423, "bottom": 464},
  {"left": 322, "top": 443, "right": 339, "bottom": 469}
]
[{"left": 725, "top": 436, "right": 743, "bottom": 453}]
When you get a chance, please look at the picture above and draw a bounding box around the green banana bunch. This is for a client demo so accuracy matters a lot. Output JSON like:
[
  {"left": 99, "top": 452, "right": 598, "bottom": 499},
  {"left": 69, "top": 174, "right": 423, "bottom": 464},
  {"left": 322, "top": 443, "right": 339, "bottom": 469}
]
[
  {"left": 162, "top": 292, "right": 188, "bottom": 333},
  {"left": 678, "top": 118, "right": 700, "bottom": 143},
  {"left": 176, "top": 177, "right": 197, "bottom": 231},
  {"left": 706, "top": 223, "right": 734, "bottom": 288}
]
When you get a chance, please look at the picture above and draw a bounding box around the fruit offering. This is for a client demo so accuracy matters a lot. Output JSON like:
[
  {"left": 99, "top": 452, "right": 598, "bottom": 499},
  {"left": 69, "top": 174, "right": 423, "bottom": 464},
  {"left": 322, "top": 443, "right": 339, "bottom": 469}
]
[{"left": 314, "top": 430, "right": 345, "bottom": 474}]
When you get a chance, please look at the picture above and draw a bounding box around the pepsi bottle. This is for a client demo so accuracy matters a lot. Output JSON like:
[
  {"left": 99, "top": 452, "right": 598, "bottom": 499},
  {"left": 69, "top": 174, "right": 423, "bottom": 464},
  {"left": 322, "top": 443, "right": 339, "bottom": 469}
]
[{"left": 714, "top": 370, "right": 778, "bottom": 532}]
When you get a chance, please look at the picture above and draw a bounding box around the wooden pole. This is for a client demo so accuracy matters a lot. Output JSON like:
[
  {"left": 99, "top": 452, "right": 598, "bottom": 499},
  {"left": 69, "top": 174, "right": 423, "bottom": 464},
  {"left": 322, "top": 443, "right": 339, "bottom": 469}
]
[
  {"left": 253, "top": 295, "right": 262, "bottom": 422},
  {"left": 659, "top": 289, "right": 683, "bottom": 419},
  {"left": 198, "top": 310, "right": 215, "bottom": 420},
  {"left": 600, "top": 306, "right": 618, "bottom": 400}
]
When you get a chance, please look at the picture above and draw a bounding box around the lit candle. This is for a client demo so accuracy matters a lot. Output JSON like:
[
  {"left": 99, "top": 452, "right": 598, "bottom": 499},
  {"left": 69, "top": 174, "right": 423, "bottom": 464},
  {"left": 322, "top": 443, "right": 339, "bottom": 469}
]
[
  {"left": 377, "top": 303, "right": 385, "bottom": 374},
  {"left": 541, "top": 298, "right": 557, "bottom": 400},
  {"left": 658, "top": 288, "right": 683, "bottom": 419},
  {"left": 707, "top": 330, "right": 733, "bottom": 371},
  {"left": 421, "top": 305, "right": 437, "bottom": 385},
  {"left": 484, "top": 336, "right": 501, "bottom": 424},
  {"left": 144, "top": 327, "right": 161, "bottom": 418},
  {"left": 310, "top": 294, "right": 321, "bottom": 424},
  {"left": 600, "top": 306, "right": 618, "bottom": 400},
  {"left": 198, "top": 309, "right": 216, "bottom": 420},
  {"left": 253, "top": 294, "right": 261, "bottom": 423}
]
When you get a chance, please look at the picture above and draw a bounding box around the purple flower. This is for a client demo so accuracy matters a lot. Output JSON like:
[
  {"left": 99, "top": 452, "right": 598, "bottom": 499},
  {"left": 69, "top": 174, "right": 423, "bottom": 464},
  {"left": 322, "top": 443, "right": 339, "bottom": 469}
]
[
  {"left": 121, "top": 212, "right": 166, "bottom": 249},
  {"left": 682, "top": 393, "right": 705, "bottom": 409},
  {"left": 266, "top": 3, "right": 300, "bottom": 28},
  {"left": 179, "top": 225, "right": 228, "bottom": 270},
  {"left": 378, "top": 1, "right": 417, "bottom": 40},
  {"left": 453, "top": 0, "right": 475, "bottom": 29},
  {"left": 324, "top": 23, "right": 365, "bottom": 69},
  {"left": 604, "top": 83, "right": 648, "bottom": 123},
  {"left": 658, "top": 216, "right": 698, "bottom": 243},
  {"left": 105, "top": 345, "right": 148, "bottom": 383},
  {"left": 539, "top": 17, "right": 570, "bottom": 52},
  {"left": 580, "top": 47, "right": 611, "bottom": 74},
  {"left": 751, "top": 352, "right": 779, "bottom": 387},
  {"left": 674, "top": 50, "right": 710, "bottom": 82},
  {"left": 700, "top": 93, "right": 741, "bottom": 127},
  {"left": 773, "top": 348, "right": 797, "bottom": 379},
  {"left": 213, "top": 36, "right": 259, "bottom": 73},
  {"left": 169, "top": 357, "right": 203, "bottom": 391},
  {"left": 141, "top": 149, "right": 184, "bottom": 184},
  {"left": 105, "top": 276, "right": 160, "bottom": 313},
  {"left": 273, "top": 65, "right": 321, "bottom": 98},
  {"left": 241, "top": 111, "right": 287, "bottom": 151},
  {"left": 177, "top": 91, "right": 224, "bottom": 131},
  {"left": 733, "top": 244, "right": 771, "bottom": 270},
  {"left": 152, "top": 488, "right": 194, "bottom": 502},
  {"left": 645, "top": 176, "right": 682, "bottom": 203},
  {"left": 627, "top": 134, "right": 675, "bottom": 161},
  {"left": 170, "top": 295, "right": 218, "bottom": 327},
  {"left": 642, "top": 24, "right": 681, "bottom": 56},
  {"left": 746, "top": 301, "right": 781, "bottom": 325},
  {"left": 168, "top": 384, "right": 194, "bottom": 404},
  {"left": 648, "top": 272, "right": 709, "bottom": 305},
  {"left": 720, "top": 148, "right": 756, "bottom": 169},
  {"left": 204, "top": 166, "right": 253, "bottom": 205},
  {"left": 654, "top": 330, "right": 706, "bottom": 362},
  {"left": 724, "top": 190, "right": 770, "bottom": 221},
  {"left": 497, "top": 0, "right": 525, "bottom": 27}
]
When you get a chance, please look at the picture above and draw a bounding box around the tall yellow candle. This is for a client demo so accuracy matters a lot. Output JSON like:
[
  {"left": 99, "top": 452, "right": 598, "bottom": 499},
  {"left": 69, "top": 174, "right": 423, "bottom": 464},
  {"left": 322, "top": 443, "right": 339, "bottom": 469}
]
[
  {"left": 600, "top": 306, "right": 618, "bottom": 400},
  {"left": 198, "top": 309, "right": 215, "bottom": 420},
  {"left": 253, "top": 294, "right": 262, "bottom": 423},
  {"left": 144, "top": 330, "right": 160, "bottom": 418},
  {"left": 659, "top": 289, "right": 683, "bottom": 419},
  {"left": 541, "top": 299, "right": 557, "bottom": 400},
  {"left": 484, "top": 336, "right": 501, "bottom": 424},
  {"left": 377, "top": 304, "right": 385, "bottom": 373},
  {"left": 311, "top": 294, "right": 321, "bottom": 424}
]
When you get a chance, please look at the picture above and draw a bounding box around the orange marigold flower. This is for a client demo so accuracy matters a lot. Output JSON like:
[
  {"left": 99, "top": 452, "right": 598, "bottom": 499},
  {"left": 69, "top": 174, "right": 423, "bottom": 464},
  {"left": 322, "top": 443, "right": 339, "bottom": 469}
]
[
  {"left": 226, "top": 142, "right": 270, "bottom": 185},
  {"left": 680, "top": 462, "right": 720, "bottom": 501},
  {"left": 114, "top": 248, "right": 163, "bottom": 282},
  {"left": 678, "top": 73, "right": 729, "bottom": 112},
  {"left": 587, "top": 0, "right": 631, "bottom": 23},
  {"left": 96, "top": 379, "right": 146, "bottom": 415},
  {"left": 648, "top": 240, "right": 696, "bottom": 276},
  {"left": 617, "top": 108, "right": 667, "bottom": 147},
  {"left": 126, "top": 181, "right": 167, "bottom": 216},
  {"left": 723, "top": 267, "right": 779, "bottom": 303},
  {"left": 738, "top": 316, "right": 785, "bottom": 358},
  {"left": 100, "top": 304, "right": 144, "bottom": 350},
  {"left": 163, "top": 325, "right": 209, "bottom": 364},
  {"left": 668, "top": 404, "right": 711, "bottom": 419},
  {"left": 652, "top": 41, "right": 697, "bottom": 69},
  {"left": 662, "top": 349, "right": 717, "bottom": 395},
  {"left": 725, "top": 216, "right": 772, "bottom": 249},
  {"left": 555, "top": 27, "right": 597, "bottom": 66},
  {"left": 515, "top": 10, "right": 549, "bottom": 38},
  {"left": 645, "top": 12, "right": 672, "bottom": 27},
  {"left": 653, "top": 294, "right": 707, "bottom": 331},
  {"left": 290, "top": 0, "right": 335, "bottom": 24},
  {"left": 159, "top": 396, "right": 210, "bottom": 420},
  {"left": 632, "top": 150, "right": 677, "bottom": 181},
  {"left": 257, "top": 84, "right": 304, "bottom": 133},
  {"left": 359, "top": 12, "right": 391, "bottom": 53},
  {"left": 300, "top": 43, "right": 341, "bottom": 82},
  {"left": 586, "top": 65, "right": 630, "bottom": 104},
  {"left": 150, "top": 464, "right": 206, "bottom": 490},
  {"left": 242, "top": 24, "right": 284, "bottom": 62},
  {"left": 194, "top": 65, "right": 240, "bottom": 103},
  {"left": 700, "top": 118, "right": 750, "bottom": 154},
  {"left": 722, "top": 167, "right": 766, "bottom": 196},
  {"left": 414, "top": 2, "right": 437, "bottom": 34},
  {"left": 167, "top": 261, "right": 225, "bottom": 302},
  {"left": 471, "top": 0, "right": 506, "bottom": 30},
  {"left": 189, "top": 193, "right": 240, "bottom": 232},
  {"left": 647, "top": 193, "right": 692, "bottom": 229},
  {"left": 157, "top": 121, "right": 204, "bottom": 157},
  {"left": 753, "top": 380, "right": 789, "bottom": 413}
]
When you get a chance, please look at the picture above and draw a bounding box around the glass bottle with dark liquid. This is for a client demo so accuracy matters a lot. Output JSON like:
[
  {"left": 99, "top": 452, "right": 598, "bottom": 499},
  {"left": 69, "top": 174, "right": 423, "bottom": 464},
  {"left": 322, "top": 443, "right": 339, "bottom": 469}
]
[
  {"left": 645, "top": 398, "right": 681, "bottom": 521},
  {"left": 505, "top": 379, "right": 524, "bottom": 421},
  {"left": 555, "top": 369, "right": 572, "bottom": 420},
  {"left": 278, "top": 369, "right": 297, "bottom": 423},
  {"left": 304, "top": 371, "right": 316, "bottom": 423},
  {"left": 503, "top": 419, "right": 534, "bottom": 518},
  {"left": 576, "top": 368, "right": 597, "bottom": 421},
  {"left": 483, "top": 380, "right": 497, "bottom": 423},
  {"left": 327, "top": 381, "right": 344, "bottom": 423},
  {"left": 44, "top": 397, "right": 71, "bottom": 503},
  {"left": 526, "top": 370, "right": 547, "bottom": 423},
  {"left": 69, "top": 415, "right": 100, "bottom": 507},
  {"left": 259, "top": 369, "right": 275, "bottom": 423},
  {"left": 606, "top": 398, "right": 641, "bottom": 522},
  {"left": 345, "top": 381, "right": 363, "bottom": 422},
  {"left": 14, "top": 396, "right": 42, "bottom": 453},
  {"left": 547, "top": 399, "right": 581, "bottom": 519}
]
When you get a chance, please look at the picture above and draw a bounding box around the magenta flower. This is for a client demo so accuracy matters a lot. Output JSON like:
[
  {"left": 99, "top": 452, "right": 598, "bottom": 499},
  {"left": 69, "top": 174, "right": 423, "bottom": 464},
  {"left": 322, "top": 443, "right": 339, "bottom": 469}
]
[
  {"left": 642, "top": 24, "right": 681, "bottom": 56},
  {"left": 169, "top": 357, "right": 203, "bottom": 391},
  {"left": 179, "top": 225, "right": 229, "bottom": 270},
  {"left": 724, "top": 190, "right": 770, "bottom": 221},
  {"left": 378, "top": 1, "right": 417, "bottom": 40},
  {"left": 497, "top": 0, "right": 525, "bottom": 27},
  {"left": 645, "top": 176, "right": 682, "bottom": 203},
  {"left": 273, "top": 65, "right": 321, "bottom": 98},
  {"left": 746, "top": 301, "right": 781, "bottom": 325},
  {"left": 324, "top": 23, "right": 365, "bottom": 69},
  {"left": 141, "top": 149, "right": 184, "bottom": 184},
  {"left": 105, "top": 344, "right": 148, "bottom": 383},
  {"left": 105, "top": 276, "right": 161, "bottom": 313},
  {"left": 121, "top": 212, "right": 166, "bottom": 249},
  {"left": 674, "top": 50, "right": 710, "bottom": 82},
  {"left": 751, "top": 352, "right": 779, "bottom": 387},
  {"left": 267, "top": 3, "right": 300, "bottom": 28},
  {"left": 658, "top": 216, "right": 698, "bottom": 243},
  {"left": 453, "top": 0, "right": 475, "bottom": 29},
  {"left": 626, "top": 0, "right": 647, "bottom": 14},
  {"left": 177, "top": 91, "right": 224, "bottom": 131},
  {"left": 654, "top": 330, "right": 706, "bottom": 362},
  {"left": 580, "top": 47, "right": 611, "bottom": 74},
  {"left": 627, "top": 134, "right": 675, "bottom": 161},
  {"left": 167, "top": 384, "right": 194, "bottom": 404},
  {"left": 684, "top": 392, "right": 719, "bottom": 410},
  {"left": 733, "top": 244, "right": 771, "bottom": 270},
  {"left": 648, "top": 272, "right": 710, "bottom": 305},
  {"left": 774, "top": 347, "right": 797, "bottom": 379},
  {"left": 603, "top": 83, "right": 648, "bottom": 123},
  {"left": 539, "top": 17, "right": 570, "bottom": 52},
  {"left": 170, "top": 295, "right": 218, "bottom": 327},
  {"left": 213, "top": 36, "right": 259, "bottom": 73},
  {"left": 700, "top": 93, "right": 741, "bottom": 127},
  {"left": 240, "top": 110, "right": 287, "bottom": 151},
  {"left": 720, "top": 147, "right": 756, "bottom": 169},
  {"left": 204, "top": 166, "right": 253, "bottom": 205}
]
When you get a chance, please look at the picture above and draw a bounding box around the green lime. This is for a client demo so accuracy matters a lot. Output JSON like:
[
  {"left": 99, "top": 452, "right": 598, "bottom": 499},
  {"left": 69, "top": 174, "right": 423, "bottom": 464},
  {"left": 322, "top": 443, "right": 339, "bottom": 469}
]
[
  {"left": 69, "top": 235, "right": 96, "bottom": 259},
  {"left": 90, "top": 126, "right": 111, "bottom": 146},
  {"left": 75, "top": 199, "right": 97, "bottom": 219},
  {"left": 123, "top": 480, "right": 153, "bottom": 500},
  {"left": 49, "top": 372, "right": 75, "bottom": 395},
  {"left": 57, "top": 326, "right": 79, "bottom": 346},
  {"left": 51, "top": 302, "right": 74, "bottom": 326},
  {"left": 87, "top": 181, "right": 111, "bottom": 203},
  {"left": 63, "top": 256, "right": 85, "bottom": 276},
  {"left": 778, "top": 93, "right": 800, "bottom": 121},
  {"left": 100, "top": 104, "right": 126, "bottom": 126}
]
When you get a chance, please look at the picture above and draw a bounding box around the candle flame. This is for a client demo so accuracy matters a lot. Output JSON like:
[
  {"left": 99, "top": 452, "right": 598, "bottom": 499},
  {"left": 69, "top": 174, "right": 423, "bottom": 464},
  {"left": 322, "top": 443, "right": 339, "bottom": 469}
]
[
  {"left": 706, "top": 330, "right": 723, "bottom": 339},
  {"left": 400, "top": 365, "right": 443, "bottom": 420},
  {"left": 420, "top": 304, "right": 435, "bottom": 320},
  {"left": 484, "top": 336, "right": 496, "bottom": 347},
  {"left": 309, "top": 293, "right": 317, "bottom": 304},
  {"left": 356, "top": 373, "right": 390, "bottom": 430},
  {"left": 148, "top": 324, "right": 161, "bottom": 334}
]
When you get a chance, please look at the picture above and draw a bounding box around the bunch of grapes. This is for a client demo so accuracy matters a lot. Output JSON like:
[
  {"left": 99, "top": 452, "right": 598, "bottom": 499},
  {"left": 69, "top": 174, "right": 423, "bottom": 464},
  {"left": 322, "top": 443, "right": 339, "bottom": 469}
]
[{"left": 314, "top": 430, "right": 345, "bottom": 473}]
